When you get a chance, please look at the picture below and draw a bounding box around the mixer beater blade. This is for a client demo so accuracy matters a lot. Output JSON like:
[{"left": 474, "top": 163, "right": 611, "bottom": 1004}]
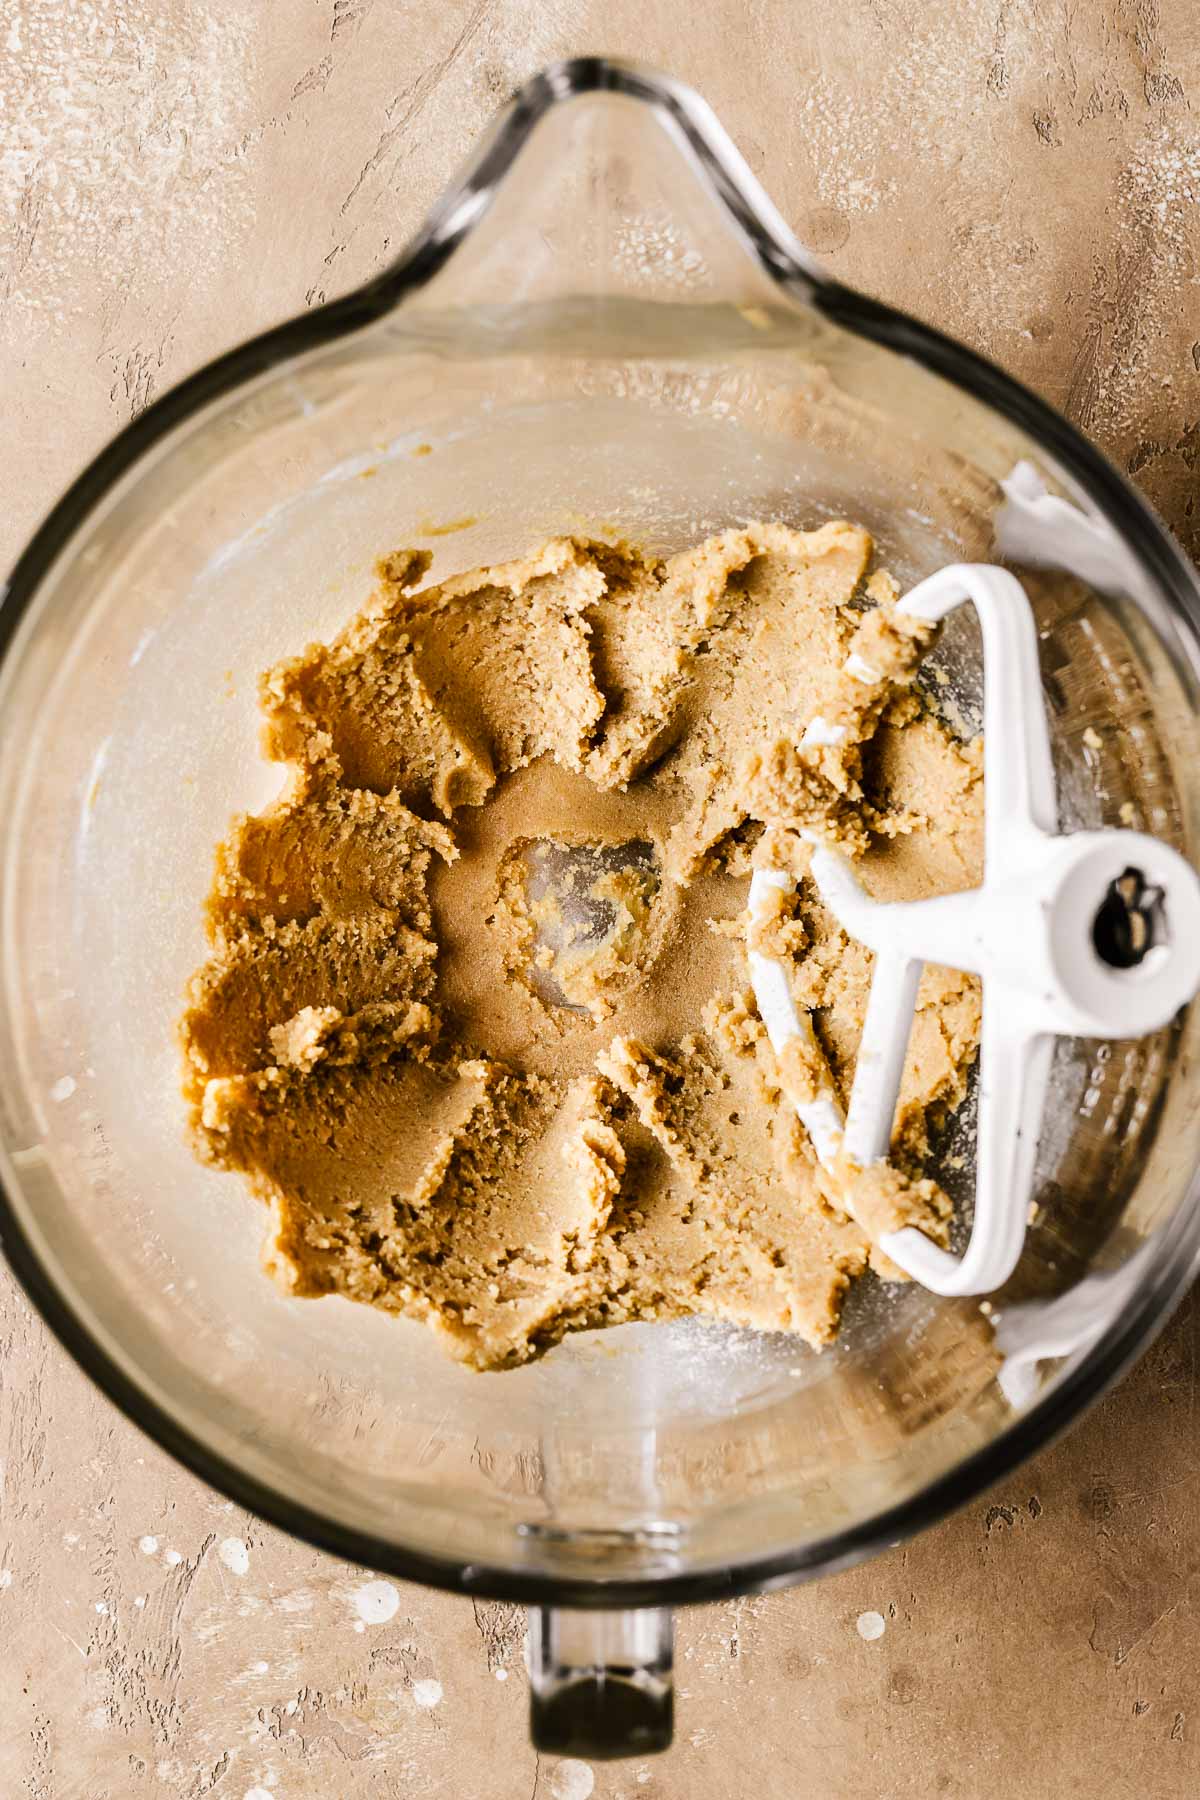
[{"left": 749, "top": 563, "right": 1200, "bottom": 1296}]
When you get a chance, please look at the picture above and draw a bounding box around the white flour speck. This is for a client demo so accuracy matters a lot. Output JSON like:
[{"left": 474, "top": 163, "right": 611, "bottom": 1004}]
[
  {"left": 412, "top": 1678, "right": 443, "bottom": 1709},
  {"left": 94, "top": 1600, "right": 108, "bottom": 1614},
  {"left": 219, "top": 1537, "right": 250, "bottom": 1576},
  {"left": 856, "top": 1610, "right": 886, "bottom": 1641},
  {"left": 0, "top": 1570, "right": 12, "bottom": 1590},
  {"left": 134, "top": 1595, "right": 146, "bottom": 1608},
  {"left": 494, "top": 1667, "right": 508, "bottom": 1681},
  {"left": 243, "top": 1789, "right": 273, "bottom": 1800},
  {"left": 251, "top": 1660, "right": 269, "bottom": 1674},
  {"left": 550, "top": 1760, "right": 595, "bottom": 1800},
  {"left": 139, "top": 1535, "right": 159, "bottom": 1555},
  {"left": 50, "top": 1075, "right": 75, "bottom": 1101},
  {"left": 164, "top": 1549, "right": 183, "bottom": 1567},
  {"left": 353, "top": 1579, "right": 400, "bottom": 1626}
]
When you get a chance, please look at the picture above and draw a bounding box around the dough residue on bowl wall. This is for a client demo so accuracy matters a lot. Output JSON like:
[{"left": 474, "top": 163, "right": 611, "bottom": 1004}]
[{"left": 179, "top": 522, "right": 983, "bottom": 1370}]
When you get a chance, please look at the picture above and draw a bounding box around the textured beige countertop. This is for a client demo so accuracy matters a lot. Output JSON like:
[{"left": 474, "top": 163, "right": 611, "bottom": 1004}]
[{"left": 3, "top": 3, "right": 1200, "bottom": 1795}]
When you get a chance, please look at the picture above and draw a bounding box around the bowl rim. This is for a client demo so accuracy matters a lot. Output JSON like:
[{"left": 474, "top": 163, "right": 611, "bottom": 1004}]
[{"left": 3, "top": 55, "right": 1200, "bottom": 1609}]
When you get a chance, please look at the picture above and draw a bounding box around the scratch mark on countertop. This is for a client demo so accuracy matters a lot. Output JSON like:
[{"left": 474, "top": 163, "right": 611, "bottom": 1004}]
[
  {"left": 338, "top": 0, "right": 495, "bottom": 218},
  {"left": 333, "top": 0, "right": 377, "bottom": 41},
  {"left": 472, "top": 1598, "right": 525, "bottom": 1672}
]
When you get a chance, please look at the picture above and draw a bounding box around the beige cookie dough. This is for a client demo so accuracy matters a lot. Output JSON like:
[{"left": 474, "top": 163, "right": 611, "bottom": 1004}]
[{"left": 180, "top": 523, "right": 984, "bottom": 1370}]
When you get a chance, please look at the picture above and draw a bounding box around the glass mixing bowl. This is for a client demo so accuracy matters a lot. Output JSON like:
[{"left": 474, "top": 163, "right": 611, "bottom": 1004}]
[{"left": 3, "top": 60, "right": 1200, "bottom": 1758}]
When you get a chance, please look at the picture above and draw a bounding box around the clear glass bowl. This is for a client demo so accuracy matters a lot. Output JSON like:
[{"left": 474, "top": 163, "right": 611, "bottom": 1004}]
[{"left": 3, "top": 59, "right": 1200, "bottom": 1757}]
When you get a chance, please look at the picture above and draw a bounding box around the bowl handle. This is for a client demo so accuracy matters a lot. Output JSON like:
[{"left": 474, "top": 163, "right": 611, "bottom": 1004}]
[{"left": 527, "top": 1604, "right": 674, "bottom": 1759}]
